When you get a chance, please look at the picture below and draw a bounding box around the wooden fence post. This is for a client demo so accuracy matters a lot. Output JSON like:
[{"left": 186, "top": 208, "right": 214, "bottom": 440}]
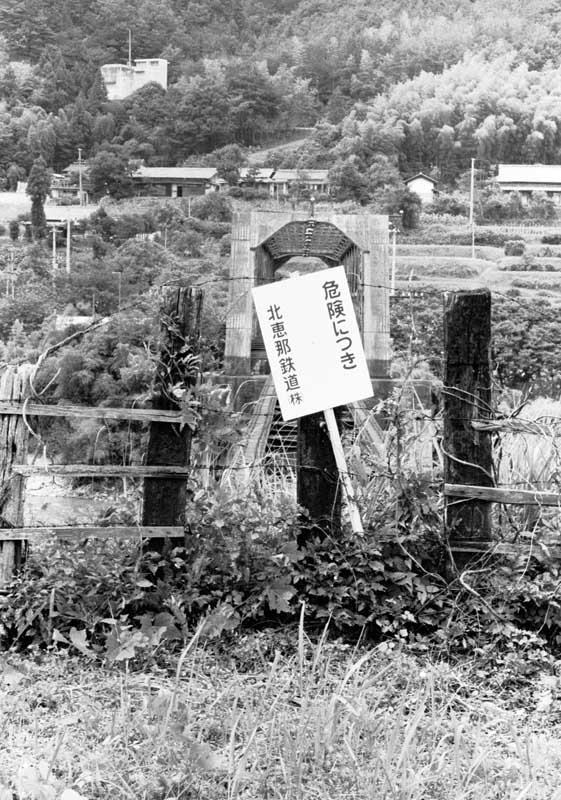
[
  {"left": 297, "top": 411, "right": 341, "bottom": 545},
  {"left": 443, "top": 289, "right": 493, "bottom": 555},
  {"left": 142, "top": 287, "right": 203, "bottom": 552},
  {"left": 0, "top": 364, "right": 32, "bottom": 587}
]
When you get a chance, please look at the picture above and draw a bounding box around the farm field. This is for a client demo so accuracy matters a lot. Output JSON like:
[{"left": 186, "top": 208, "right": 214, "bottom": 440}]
[
  {"left": 394, "top": 241, "right": 561, "bottom": 305},
  {"left": 2, "top": 627, "right": 561, "bottom": 800},
  {"left": 0, "top": 192, "right": 97, "bottom": 228}
]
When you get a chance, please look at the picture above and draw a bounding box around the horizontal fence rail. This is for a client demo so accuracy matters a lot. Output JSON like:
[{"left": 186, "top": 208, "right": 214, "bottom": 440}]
[
  {"left": 0, "top": 526, "right": 185, "bottom": 542},
  {"left": 444, "top": 483, "right": 561, "bottom": 507},
  {"left": 13, "top": 464, "right": 190, "bottom": 477},
  {"left": 451, "top": 539, "right": 561, "bottom": 558},
  {"left": 0, "top": 401, "right": 184, "bottom": 424}
]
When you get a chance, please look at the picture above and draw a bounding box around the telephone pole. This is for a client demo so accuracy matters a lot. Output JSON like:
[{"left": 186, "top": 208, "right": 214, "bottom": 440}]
[
  {"left": 469, "top": 158, "right": 475, "bottom": 260},
  {"left": 78, "top": 147, "right": 84, "bottom": 206}
]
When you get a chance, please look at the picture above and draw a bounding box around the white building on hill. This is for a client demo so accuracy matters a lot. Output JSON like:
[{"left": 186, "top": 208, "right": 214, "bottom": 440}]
[
  {"left": 100, "top": 58, "right": 168, "bottom": 100},
  {"left": 404, "top": 173, "right": 437, "bottom": 205}
]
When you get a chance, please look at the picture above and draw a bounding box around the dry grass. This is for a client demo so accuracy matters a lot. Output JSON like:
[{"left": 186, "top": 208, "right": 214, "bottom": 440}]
[
  {"left": 2, "top": 617, "right": 561, "bottom": 800},
  {"left": 496, "top": 398, "right": 561, "bottom": 491}
]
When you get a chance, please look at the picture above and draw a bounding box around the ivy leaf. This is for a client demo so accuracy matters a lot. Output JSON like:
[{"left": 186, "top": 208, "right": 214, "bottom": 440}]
[
  {"left": 279, "top": 541, "right": 305, "bottom": 563},
  {"left": 266, "top": 581, "right": 296, "bottom": 613},
  {"left": 135, "top": 578, "right": 154, "bottom": 588},
  {"left": 69, "top": 628, "right": 96, "bottom": 660}
]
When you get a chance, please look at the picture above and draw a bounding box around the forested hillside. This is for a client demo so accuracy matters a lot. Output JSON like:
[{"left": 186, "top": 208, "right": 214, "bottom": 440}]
[{"left": 1, "top": 0, "right": 561, "bottom": 187}]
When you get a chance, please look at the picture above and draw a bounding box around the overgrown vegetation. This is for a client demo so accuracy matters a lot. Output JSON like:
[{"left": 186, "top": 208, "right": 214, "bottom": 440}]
[{"left": 3, "top": 624, "right": 561, "bottom": 800}]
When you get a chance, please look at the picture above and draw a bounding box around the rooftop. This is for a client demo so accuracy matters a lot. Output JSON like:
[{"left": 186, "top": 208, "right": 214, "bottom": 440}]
[
  {"left": 405, "top": 173, "right": 437, "bottom": 184},
  {"left": 133, "top": 166, "right": 218, "bottom": 180},
  {"left": 272, "top": 169, "right": 329, "bottom": 181},
  {"left": 497, "top": 164, "right": 561, "bottom": 184}
]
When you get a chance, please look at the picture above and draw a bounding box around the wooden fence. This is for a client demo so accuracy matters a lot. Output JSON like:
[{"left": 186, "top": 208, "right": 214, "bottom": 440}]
[
  {"left": 0, "top": 287, "right": 201, "bottom": 587},
  {"left": 442, "top": 289, "right": 561, "bottom": 561},
  {"left": 3, "top": 286, "right": 556, "bottom": 589}
]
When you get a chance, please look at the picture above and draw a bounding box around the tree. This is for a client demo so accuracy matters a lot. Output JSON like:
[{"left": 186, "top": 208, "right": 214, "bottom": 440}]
[
  {"left": 398, "top": 187, "right": 422, "bottom": 229},
  {"left": 162, "top": 76, "right": 234, "bottom": 159},
  {"left": 26, "top": 155, "right": 50, "bottom": 239},
  {"left": 6, "top": 162, "right": 23, "bottom": 191},
  {"left": 86, "top": 69, "right": 108, "bottom": 111},
  {"left": 225, "top": 63, "right": 281, "bottom": 145},
  {"left": 212, "top": 143, "right": 247, "bottom": 186},
  {"left": 0, "top": 65, "right": 18, "bottom": 104},
  {"left": 328, "top": 159, "right": 370, "bottom": 203},
  {"left": 9, "top": 220, "right": 19, "bottom": 241},
  {"left": 32, "top": 46, "right": 75, "bottom": 112},
  {"left": 0, "top": 0, "right": 55, "bottom": 61},
  {"left": 88, "top": 148, "right": 133, "bottom": 199}
]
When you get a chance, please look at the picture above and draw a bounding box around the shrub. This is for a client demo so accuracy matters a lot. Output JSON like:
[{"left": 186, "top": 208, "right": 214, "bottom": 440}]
[
  {"left": 291, "top": 478, "right": 447, "bottom": 636},
  {"left": 498, "top": 258, "right": 561, "bottom": 272},
  {"left": 219, "top": 233, "right": 231, "bottom": 256},
  {"left": 542, "top": 235, "right": 561, "bottom": 244},
  {"left": 395, "top": 258, "right": 482, "bottom": 279},
  {"left": 238, "top": 186, "right": 271, "bottom": 201},
  {"left": 504, "top": 239, "right": 525, "bottom": 256},
  {"left": 8, "top": 220, "right": 19, "bottom": 241},
  {"left": 227, "top": 186, "right": 244, "bottom": 198},
  {"left": 425, "top": 193, "right": 468, "bottom": 217},
  {"left": 188, "top": 193, "right": 232, "bottom": 222},
  {"left": 0, "top": 538, "right": 147, "bottom": 650}
]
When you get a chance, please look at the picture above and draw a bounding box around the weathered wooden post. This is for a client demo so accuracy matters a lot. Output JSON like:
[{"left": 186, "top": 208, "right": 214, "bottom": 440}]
[
  {"left": 297, "top": 412, "right": 341, "bottom": 545},
  {"left": 443, "top": 289, "right": 493, "bottom": 556},
  {"left": 142, "top": 287, "right": 202, "bottom": 552},
  {"left": 0, "top": 364, "right": 32, "bottom": 587}
]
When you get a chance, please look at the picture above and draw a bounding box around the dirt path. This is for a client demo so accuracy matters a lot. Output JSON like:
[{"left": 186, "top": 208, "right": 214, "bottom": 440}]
[{"left": 247, "top": 137, "right": 309, "bottom": 164}]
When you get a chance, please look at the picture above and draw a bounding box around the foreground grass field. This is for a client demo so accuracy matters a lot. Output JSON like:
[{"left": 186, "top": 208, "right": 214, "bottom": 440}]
[{"left": 2, "top": 620, "right": 561, "bottom": 800}]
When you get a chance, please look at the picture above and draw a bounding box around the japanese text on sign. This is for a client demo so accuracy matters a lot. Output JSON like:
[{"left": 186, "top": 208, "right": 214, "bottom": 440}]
[
  {"left": 322, "top": 279, "right": 358, "bottom": 370},
  {"left": 267, "top": 302, "right": 303, "bottom": 407},
  {"left": 252, "top": 265, "right": 373, "bottom": 421}
]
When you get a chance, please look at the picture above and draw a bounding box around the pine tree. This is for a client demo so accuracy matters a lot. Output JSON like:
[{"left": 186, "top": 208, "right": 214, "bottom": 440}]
[{"left": 26, "top": 155, "right": 51, "bottom": 240}]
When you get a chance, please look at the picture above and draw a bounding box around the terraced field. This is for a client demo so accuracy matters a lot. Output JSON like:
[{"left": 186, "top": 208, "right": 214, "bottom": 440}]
[{"left": 395, "top": 241, "right": 561, "bottom": 305}]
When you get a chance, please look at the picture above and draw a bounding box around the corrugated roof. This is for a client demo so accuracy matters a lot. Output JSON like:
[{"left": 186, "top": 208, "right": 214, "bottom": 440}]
[
  {"left": 134, "top": 166, "right": 217, "bottom": 180},
  {"left": 497, "top": 164, "right": 561, "bottom": 184}
]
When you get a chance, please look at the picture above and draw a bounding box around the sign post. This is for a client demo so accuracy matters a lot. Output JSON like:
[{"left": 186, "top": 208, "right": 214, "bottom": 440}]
[{"left": 252, "top": 265, "right": 373, "bottom": 535}]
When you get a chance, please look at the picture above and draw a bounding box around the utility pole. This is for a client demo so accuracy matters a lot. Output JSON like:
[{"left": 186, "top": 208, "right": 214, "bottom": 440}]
[
  {"left": 469, "top": 157, "right": 475, "bottom": 260},
  {"left": 389, "top": 223, "right": 397, "bottom": 296},
  {"left": 112, "top": 271, "right": 122, "bottom": 341},
  {"left": 128, "top": 29, "right": 132, "bottom": 67},
  {"left": 50, "top": 224, "right": 57, "bottom": 272},
  {"left": 66, "top": 219, "right": 71, "bottom": 274},
  {"left": 78, "top": 147, "right": 84, "bottom": 206},
  {"left": 8, "top": 250, "right": 15, "bottom": 299}
]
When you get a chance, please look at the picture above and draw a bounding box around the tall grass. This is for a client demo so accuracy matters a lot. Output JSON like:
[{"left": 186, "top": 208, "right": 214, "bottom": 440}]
[
  {"left": 497, "top": 398, "right": 561, "bottom": 491},
  {"left": 495, "top": 397, "right": 561, "bottom": 535},
  {"left": 3, "top": 620, "right": 560, "bottom": 799}
]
